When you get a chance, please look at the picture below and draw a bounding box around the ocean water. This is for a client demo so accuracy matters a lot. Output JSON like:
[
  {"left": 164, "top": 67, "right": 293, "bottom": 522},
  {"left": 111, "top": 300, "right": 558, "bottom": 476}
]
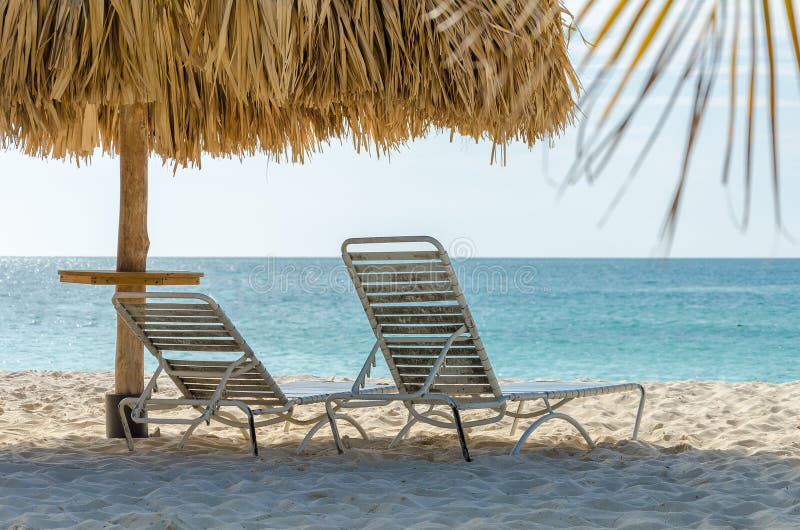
[{"left": 0, "top": 257, "right": 797, "bottom": 382}]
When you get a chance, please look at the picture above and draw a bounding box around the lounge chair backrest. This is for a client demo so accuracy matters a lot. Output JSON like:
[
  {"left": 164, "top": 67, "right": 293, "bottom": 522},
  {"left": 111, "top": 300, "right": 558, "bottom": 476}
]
[
  {"left": 113, "top": 292, "right": 288, "bottom": 408},
  {"left": 342, "top": 236, "right": 502, "bottom": 402}
]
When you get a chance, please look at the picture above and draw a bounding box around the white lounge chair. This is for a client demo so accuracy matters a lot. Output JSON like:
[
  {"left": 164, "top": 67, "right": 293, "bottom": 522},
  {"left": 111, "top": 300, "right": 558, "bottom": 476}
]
[
  {"left": 113, "top": 292, "right": 392, "bottom": 455},
  {"left": 325, "top": 236, "right": 646, "bottom": 461}
]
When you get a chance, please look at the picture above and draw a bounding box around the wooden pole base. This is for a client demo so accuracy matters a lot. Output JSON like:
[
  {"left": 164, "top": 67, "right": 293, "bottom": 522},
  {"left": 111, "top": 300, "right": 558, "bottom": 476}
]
[{"left": 106, "top": 392, "right": 148, "bottom": 439}]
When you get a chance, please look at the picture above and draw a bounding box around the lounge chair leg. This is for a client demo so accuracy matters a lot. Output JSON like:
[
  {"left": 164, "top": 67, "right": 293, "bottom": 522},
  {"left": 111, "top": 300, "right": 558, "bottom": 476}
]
[
  {"left": 391, "top": 407, "right": 462, "bottom": 449},
  {"left": 296, "top": 416, "right": 331, "bottom": 455},
  {"left": 247, "top": 409, "right": 258, "bottom": 456},
  {"left": 298, "top": 411, "right": 370, "bottom": 455},
  {"left": 325, "top": 399, "right": 344, "bottom": 454},
  {"left": 336, "top": 414, "right": 369, "bottom": 441},
  {"left": 214, "top": 411, "right": 250, "bottom": 440},
  {"left": 510, "top": 401, "right": 524, "bottom": 436},
  {"left": 389, "top": 412, "right": 417, "bottom": 449},
  {"left": 450, "top": 404, "right": 472, "bottom": 462},
  {"left": 227, "top": 401, "right": 259, "bottom": 456},
  {"left": 632, "top": 385, "right": 646, "bottom": 441},
  {"left": 117, "top": 398, "right": 136, "bottom": 452},
  {"left": 510, "top": 412, "right": 596, "bottom": 455},
  {"left": 178, "top": 422, "right": 202, "bottom": 450},
  {"left": 425, "top": 410, "right": 456, "bottom": 422},
  {"left": 283, "top": 408, "right": 296, "bottom": 433}
]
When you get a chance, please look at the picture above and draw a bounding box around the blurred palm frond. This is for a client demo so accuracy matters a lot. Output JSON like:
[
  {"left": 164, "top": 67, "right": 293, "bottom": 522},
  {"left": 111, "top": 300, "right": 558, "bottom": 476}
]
[{"left": 567, "top": 0, "right": 800, "bottom": 246}]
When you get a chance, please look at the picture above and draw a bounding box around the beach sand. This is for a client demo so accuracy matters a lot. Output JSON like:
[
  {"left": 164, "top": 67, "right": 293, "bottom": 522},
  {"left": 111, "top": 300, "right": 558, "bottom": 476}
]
[{"left": 1, "top": 371, "right": 799, "bottom": 529}]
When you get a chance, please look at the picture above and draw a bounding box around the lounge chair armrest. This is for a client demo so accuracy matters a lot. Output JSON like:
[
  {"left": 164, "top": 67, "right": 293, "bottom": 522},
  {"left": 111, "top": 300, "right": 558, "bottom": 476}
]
[
  {"left": 351, "top": 339, "right": 381, "bottom": 394},
  {"left": 128, "top": 366, "right": 164, "bottom": 420},
  {"left": 417, "top": 325, "right": 467, "bottom": 395},
  {"left": 199, "top": 355, "right": 254, "bottom": 417}
]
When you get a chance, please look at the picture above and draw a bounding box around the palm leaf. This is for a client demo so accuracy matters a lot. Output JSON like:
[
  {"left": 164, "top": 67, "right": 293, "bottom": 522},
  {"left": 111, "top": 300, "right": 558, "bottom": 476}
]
[{"left": 571, "top": 0, "right": 800, "bottom": 246}]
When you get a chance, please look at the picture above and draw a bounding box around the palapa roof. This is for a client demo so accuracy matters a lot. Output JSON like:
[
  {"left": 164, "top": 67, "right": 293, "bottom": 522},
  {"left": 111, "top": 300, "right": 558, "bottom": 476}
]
[{"left": 0, "top": 0, "right": 578, "bottom": 165}]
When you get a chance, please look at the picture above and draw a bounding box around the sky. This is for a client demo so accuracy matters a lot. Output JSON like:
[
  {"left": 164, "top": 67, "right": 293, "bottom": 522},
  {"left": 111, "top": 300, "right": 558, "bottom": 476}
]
[{"left": 1, "top": 0, "right": 798, "bottom": 258}]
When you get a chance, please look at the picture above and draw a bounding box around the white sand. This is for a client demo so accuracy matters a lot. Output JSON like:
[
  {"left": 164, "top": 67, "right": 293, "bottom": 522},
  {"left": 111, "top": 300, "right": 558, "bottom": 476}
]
[{"left": 1, "top": 371, "right": 799, "bottom": 529}]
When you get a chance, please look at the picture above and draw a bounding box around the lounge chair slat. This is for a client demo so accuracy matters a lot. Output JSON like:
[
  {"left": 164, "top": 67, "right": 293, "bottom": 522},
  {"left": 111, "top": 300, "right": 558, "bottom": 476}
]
[
  {"left": 179, "top": 375, "right": 266, "bottom": 384},
  {"left": 375, "top": 314, "right": 465, "bottom": 325},
  {"left": 157, "top": 345, "right": 243, "bottom": 351},
  {"left": 133, "top": 316, "right": 222, "bottom": 323},
  {"left": 127, "top": 309, "right": 216, "bottom": 316},
  {"left": 166, "top": 359, "right": 244, "bottom": 366},
  {"left": 359, "top": 272, "right": 449, "bottom": 283},
  {"left": 380, "top": 324, "right": 465, "bottom": 335},
  {"left": 169, "top": 370, "right": 252, "bottom": 378},
  {"left": 151, "top": 338, "right": 239, "bottom": 346},
  {"left": 390, "top": 344, "right": 476, "bottom": 350},
  {"left": 212, "top": 385, "right": 275, "bottom": 399},
  {"left": 349, "top": 251, "right": 440, "bottom": 261},
  {"left": 362, "top": 282, "right": 453, "bottom": 294},
  {"left": 390, "top": 342, "right": 473, "bottom": 349},
  {"left": 400, "top": 376, "right": 490, "bottom": 386},
  {"left": 166, "top": 363, "right": 230, "bottom": 371},
  {"left": 183, "top": 382, "right": 274, "bottom": 391},
  {"left": 189, "top": 393, "right": 283, "bottom": 405},
  {"left": 354, "top": 263, "right": 449, "bottom": 274},
  {"left": 367, "top": 292, "right": 457, "bottom": 304},
  {"left": 371, "top": 305, "right": 462, "bottom": 315},
  {"left": 390, "top": 347, "right": 477, "bottom": 356},
  {"left": 185, "top": 384, "right": 275, "bottom": 393},
  {"left": 141, "top": 324, "right": 226, "bottom": 331},
  {"left": 430, "top": 395, "right": 504, "bottom": 405},
  {"left": 384, "top": 336, "right": 472, "bottom": 345},
  {"left": 168, "top": 369, "right": 263, "bottom": 377},
  {"left": 397, "top": 366, "right": 486, "bottom": 375},
  {"left": 228, "top": 400, "right": 285, "bottom": 407},
  {"left": 145, "top": 331, "right": 233, "bottom": 338},
  {"left": 166, "top": 364, "right": 264, "bottom": 373},
  {"left": 126, "top": 303, "right": 212, "bottom": 310},
  {"left": 190, "top": 389, "right": 280, "bottom": 398},
  {"left": 394, "top": 355, "right": 481, "bottom": 370},
  {"left": 405, "top": 384, "right": 494, "bottom": 394}
]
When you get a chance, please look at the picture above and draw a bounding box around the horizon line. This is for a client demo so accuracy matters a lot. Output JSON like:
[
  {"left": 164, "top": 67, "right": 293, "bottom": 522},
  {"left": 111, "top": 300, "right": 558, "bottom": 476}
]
[{"left": 2, "top": 255, "right": 799, "bottom": 260}]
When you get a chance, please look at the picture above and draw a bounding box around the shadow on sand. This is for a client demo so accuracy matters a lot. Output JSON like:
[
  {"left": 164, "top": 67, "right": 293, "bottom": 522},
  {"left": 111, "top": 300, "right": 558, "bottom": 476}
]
[{"left": 1, "top": 432, "right": 799, "bottom": 528}]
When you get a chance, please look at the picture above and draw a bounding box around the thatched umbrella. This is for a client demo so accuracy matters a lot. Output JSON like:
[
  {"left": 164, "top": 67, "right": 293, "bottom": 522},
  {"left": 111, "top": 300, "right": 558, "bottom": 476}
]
[{"left": 0, "top": 1, "right": 576, "bottom": 409}]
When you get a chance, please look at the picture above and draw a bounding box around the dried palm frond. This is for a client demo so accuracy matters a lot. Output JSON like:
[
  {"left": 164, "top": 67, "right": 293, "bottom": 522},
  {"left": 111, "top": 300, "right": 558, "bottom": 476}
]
[
  {"left": 565, "top": 0, "right": 800, "bottom": 246},
  {"left": 0, "top": 0, "right": 578, "bottom": 166}
]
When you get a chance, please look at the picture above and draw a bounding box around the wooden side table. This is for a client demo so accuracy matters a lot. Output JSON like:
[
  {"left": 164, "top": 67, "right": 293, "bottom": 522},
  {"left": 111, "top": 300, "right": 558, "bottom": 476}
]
[{"left": 58, "top": 269, "right": 204, "bottom": 438}]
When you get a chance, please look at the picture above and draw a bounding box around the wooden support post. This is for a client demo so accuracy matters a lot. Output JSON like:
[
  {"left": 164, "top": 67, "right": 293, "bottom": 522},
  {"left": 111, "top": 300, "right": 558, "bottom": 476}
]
[{"left": 115, "top": 103, "right": 149, "bottom": 396}]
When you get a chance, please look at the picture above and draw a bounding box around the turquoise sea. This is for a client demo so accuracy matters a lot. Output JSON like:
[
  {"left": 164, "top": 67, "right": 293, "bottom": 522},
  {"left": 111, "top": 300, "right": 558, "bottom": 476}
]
[{"left": 0, "top": 257, "right": 797, "bottom": 382}]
